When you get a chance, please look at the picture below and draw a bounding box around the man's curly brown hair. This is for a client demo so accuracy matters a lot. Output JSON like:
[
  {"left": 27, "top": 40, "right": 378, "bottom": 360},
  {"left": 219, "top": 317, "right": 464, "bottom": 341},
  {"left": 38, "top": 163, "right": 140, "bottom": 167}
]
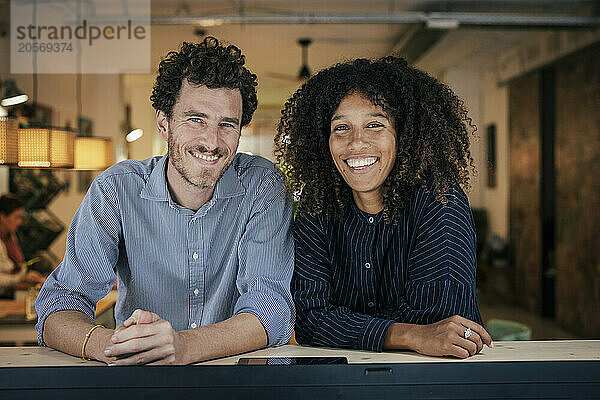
[
  {"left": 150, "top": 36, "right": 258, "bottom": 127},
  {"left": 274, "top": 56, "right": 475, "bottom": 222}
]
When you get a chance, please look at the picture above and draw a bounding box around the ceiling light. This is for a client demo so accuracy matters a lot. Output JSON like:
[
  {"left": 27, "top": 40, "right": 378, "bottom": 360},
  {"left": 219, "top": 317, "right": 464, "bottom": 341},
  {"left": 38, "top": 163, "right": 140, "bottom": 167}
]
[
  {"left": 1, "top": 94, "right": 29, "bottom": 107},
  {"left": 426, "top": 19, "right": 459, "bottom": 29},
  {"left": 1, "top": 79, "right": 29, "bottom": 107},
  {"left": 198, "top": 19, "right": 223, "bottom": 27},
  {"left": 125, "top": 128, "right": 143, "bottom": 142}
]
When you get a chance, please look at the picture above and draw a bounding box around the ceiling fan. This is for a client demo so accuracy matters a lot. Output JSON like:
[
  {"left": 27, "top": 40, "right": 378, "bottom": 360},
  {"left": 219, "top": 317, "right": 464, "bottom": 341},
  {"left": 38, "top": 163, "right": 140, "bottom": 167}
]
[{"left": 268, "top": 38, "right": 313, "bottom": 83}]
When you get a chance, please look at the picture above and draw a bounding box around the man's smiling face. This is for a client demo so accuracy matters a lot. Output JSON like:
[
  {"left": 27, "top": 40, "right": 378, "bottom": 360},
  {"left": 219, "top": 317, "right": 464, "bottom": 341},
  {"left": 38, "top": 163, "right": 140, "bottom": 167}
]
[{"left": 159, "top": 80, "right": 243, "bottom": 191}]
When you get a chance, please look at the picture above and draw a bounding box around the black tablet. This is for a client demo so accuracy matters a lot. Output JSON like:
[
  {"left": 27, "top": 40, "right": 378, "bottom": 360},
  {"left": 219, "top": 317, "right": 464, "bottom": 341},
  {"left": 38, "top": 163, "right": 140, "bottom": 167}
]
[{"left": 237, "top": 357, "right": 348, "bottom": 365}]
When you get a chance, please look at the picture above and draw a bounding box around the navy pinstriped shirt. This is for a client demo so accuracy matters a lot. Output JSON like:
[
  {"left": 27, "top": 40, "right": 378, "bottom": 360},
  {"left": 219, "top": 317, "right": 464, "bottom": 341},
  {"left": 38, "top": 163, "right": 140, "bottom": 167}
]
[
  {"left": 293, "top": 184, "right": 483, "bottom": 352},
  {"left": 36, "top": 153, "right": 295, "bottom": 347}
]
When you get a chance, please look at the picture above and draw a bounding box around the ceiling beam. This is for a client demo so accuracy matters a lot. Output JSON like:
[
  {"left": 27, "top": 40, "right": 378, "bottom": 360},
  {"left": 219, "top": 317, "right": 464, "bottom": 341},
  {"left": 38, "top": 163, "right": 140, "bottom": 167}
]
[{"left": 391, "top": 27, "right": 448, "bottom": 64}]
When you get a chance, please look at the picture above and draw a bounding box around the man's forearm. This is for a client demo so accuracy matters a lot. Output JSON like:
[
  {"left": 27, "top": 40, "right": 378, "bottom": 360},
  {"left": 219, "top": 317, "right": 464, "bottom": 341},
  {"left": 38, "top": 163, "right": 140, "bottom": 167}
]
[
  {"left": 43, "top": 310, "right": 114, "bottom": 363},
  {"left": 178, "top": 312, "right": 268, "bottom": 364}
]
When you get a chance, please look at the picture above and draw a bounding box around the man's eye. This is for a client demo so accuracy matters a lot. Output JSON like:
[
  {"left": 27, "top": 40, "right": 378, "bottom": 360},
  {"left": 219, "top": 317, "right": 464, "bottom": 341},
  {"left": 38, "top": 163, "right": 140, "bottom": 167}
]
[
  {"left": 367, "top": 122, "right": 384, "bottom": 128},
  {"left": 220, "top": 122, "right": 235, "bottom": 128},
  {"left": 189, "top": 118, "right": 203, "bottom": 123}
]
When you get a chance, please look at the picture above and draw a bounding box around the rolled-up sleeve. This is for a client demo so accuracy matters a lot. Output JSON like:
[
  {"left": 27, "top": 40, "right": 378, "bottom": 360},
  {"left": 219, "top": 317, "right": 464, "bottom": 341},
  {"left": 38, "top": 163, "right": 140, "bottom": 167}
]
[
  {"left": 234, "top": 172, "right": 295, "bottom": 347},
  {"left": 35, "top": 175, "right": 121, "bottom": 345}
]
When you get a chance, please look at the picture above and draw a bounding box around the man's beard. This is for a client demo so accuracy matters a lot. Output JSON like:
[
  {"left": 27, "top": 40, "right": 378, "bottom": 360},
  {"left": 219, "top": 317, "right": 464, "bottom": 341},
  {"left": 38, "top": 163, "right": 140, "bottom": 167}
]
[{"left": 168, "top": 131, "right": 234, "bottom": 190}]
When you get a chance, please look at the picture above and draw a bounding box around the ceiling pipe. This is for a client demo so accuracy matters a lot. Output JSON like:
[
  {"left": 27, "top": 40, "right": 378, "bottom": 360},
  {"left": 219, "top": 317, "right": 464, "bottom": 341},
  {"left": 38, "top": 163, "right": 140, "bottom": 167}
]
[{"left": 150, "top": 12, "right": 600, "bottom": 28}]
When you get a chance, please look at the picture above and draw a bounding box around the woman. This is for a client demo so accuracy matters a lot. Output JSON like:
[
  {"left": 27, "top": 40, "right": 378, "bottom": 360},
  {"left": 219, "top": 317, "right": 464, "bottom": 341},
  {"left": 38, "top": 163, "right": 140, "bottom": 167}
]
[
  {"left": 0, "top": 194, "right": 43, "bottom": 297},
  {"left": 275, "top": 57, "right": 492, "bottom": 358}
]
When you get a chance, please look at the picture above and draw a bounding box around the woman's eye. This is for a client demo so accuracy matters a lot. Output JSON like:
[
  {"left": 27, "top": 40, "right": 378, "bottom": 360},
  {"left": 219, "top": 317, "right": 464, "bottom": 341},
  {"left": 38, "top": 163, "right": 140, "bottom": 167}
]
[
  {"left": 367, "top": 122, "right": 384, "bottom": 128},
  {"left": 332, "top": 125, "right": 349, "bottom": 132}
]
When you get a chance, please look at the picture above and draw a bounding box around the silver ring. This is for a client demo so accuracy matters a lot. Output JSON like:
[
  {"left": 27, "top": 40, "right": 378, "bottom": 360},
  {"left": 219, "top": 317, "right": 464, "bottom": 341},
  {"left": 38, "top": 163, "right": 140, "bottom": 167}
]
[{"left": 464, "top": 327, "right": 472, "bottom": 339}]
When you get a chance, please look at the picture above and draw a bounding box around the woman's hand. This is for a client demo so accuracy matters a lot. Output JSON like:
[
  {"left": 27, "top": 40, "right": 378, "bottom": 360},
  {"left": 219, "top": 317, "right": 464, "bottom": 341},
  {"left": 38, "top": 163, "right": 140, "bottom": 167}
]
[
  {"left": 409, "top": 315, "right": 493, "bottom": 358},
  {"left": 385, "top": 315, "right": 493, "bottom": 358}
]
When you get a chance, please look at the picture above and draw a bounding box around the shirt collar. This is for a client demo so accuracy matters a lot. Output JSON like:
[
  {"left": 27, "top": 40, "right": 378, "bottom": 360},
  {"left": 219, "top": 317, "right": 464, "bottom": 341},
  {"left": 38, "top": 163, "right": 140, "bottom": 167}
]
[
  {"left": 139, "top": 153, "right": 245, "bottom": 203},
  {"left": 350, "top": 201, "right": 384, "bottom": 224},
  {"left": 213, "top": 154, "right": 245, "bottom": 199},
  {"left": 140, "top": 154, "right": 170, "bottom": 201}
]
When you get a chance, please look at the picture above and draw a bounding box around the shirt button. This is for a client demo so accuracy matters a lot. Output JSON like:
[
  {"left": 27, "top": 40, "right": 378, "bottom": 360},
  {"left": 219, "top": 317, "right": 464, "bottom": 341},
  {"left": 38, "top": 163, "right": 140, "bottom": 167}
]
[
  {"left": 193, "top": 252, "right": 199, "bottom": 260},
  {"left": 193, "top": 289, "right": 199, "bottom": 295},
  {"left": 368, "top": 217, "right": 374, "bottom": 223},
  {"left": 191, "top": 322, "right": 197, "bottom": 329},
  {"left": 365, "top": 262, "right": 371, "bottom": 269},
  {"left": 368, "top": 302, "right": 375, "bottom": 307}
]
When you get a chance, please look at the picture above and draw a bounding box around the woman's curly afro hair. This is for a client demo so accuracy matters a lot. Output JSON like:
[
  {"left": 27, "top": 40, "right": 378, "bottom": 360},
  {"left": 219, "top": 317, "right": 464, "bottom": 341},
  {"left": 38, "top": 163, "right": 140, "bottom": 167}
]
[
  {"left": 150, "top": 36, "right": 258, "bottom": 127},
  {"left": 274, "top": 56, "right": 475, "bottom": 222}
]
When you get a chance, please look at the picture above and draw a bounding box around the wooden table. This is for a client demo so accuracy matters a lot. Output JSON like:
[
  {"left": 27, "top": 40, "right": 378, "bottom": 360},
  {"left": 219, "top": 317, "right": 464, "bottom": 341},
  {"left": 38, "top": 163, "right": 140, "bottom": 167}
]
[
  {"left": 0, "top": 290, "right": 118, "bottom": 345},
  {"left": 1, "top": 340, "right": 598, "bottom": 399}
]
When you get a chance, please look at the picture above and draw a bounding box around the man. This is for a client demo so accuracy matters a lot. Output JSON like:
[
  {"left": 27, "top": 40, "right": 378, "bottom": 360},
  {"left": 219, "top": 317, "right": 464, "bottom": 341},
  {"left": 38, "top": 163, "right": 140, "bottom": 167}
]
[{"left": 36, "top": 37, "right": 295, "bottom": 365}]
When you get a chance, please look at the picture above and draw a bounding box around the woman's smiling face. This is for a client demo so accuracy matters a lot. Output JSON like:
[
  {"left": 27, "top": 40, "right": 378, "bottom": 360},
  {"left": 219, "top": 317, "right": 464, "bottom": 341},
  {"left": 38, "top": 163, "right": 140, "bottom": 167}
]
[{"left": 329, "top": 92, "right": 397, "bottom": 203}]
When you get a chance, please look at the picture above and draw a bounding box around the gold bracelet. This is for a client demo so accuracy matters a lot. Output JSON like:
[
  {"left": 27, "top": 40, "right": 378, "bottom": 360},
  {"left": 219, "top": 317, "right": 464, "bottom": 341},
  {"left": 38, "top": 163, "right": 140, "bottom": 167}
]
[{"left": 81, "top": 324, "right": 105, "bottom": 361}]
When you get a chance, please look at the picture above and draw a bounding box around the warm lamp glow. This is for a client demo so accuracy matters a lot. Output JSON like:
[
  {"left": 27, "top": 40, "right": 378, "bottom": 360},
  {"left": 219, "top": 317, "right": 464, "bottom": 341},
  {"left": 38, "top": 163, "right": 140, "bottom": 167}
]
[
  {"left": 18, "top": 127, "right": 50, "bottom": 167},
  {"left": 50, "top": 128, "right": 75, "bottom": 167},
  {"left": 75, "top": 137, "right": 113, "bottom": 170},
  {"left": 18, "top": 127, "right": 75, "bottom": 168},
  {"left": 0, "top": 117, "right": 18, "bottom": 165}
]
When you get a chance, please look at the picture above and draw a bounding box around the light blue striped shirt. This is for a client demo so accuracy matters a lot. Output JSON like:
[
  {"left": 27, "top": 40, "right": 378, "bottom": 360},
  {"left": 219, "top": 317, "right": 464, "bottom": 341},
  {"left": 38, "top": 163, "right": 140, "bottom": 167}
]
[{"left": 36, "top": 153, "right": 295, "bottom": 347}]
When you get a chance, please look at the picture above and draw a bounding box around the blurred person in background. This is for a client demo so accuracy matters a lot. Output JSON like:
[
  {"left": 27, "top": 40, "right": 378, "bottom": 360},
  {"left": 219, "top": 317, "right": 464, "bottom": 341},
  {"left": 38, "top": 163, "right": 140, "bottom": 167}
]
[{"left": 0, "top": 194, "right": 44, "bottom": 298}]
